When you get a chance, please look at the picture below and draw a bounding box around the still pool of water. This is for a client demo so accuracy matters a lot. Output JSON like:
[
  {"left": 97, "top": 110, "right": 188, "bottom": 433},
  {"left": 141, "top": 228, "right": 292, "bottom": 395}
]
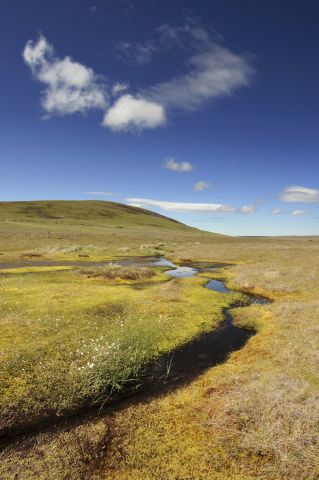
[
  {"left": 165, "top": 266, "right": 198, "bottom": 278},
  {"left": 205, "top": 279, "right": 231, "bottom": 293}
]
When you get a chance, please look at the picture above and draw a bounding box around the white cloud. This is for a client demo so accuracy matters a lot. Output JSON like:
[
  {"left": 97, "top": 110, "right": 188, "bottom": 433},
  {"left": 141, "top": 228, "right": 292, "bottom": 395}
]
[
  {"left": 23, "top": 35, "right": 53, "bottom": 65},
  {"left": 125, "top": 198, "right": 256, "bottom": 214},
  {"left": 24, "top": 24, "right": 254, "bottom": 134},
  {"left": 291, "top": 209, "right": 307, "bottom": 216},
  {"left": 193, "top": 180, "right": 211, "bottom": 191},
  {"left": 84, "top": 191, "right": 113, "bottom": 196},
  {"left": 162, "top": 157, "right": 194, "bottom": 172},
  {"left": 239, "top": 205, "right": 256, "bottom": 214},
  {"left": 271, "top": 208, "right": 286, "bottom": 215},
  {"left": 23, "top": 35, "right": 106, "bottom": 116},
  {"left": 103, "top": 94, "right": 166, "bottom": 132},
  {"left": 113, "top": 21, "right": 254, "bottom": 120},
  {"left": 112, "top": 82, "right": 129, "bottom": 96},
  {"left": 146, "top": 44, "right": 254, "bottom": 111},
  {"left": 279, "top": 185, "right": 319, "bottom": 203},
  {"left": 271, "top": 207, "right": 308, "bottom": 216}
]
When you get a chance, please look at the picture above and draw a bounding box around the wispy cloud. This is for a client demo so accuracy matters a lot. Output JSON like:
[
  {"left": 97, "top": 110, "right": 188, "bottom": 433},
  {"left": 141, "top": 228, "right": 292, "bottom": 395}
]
[
  {"left": 193, "top": 180, "right": 211, "bottom": 191},
  {"left": 291, "top": 209, "right": 307, "bottom": 216},
  {"left": 147, "top": 45, "right": 254, "bottom": 112},
  {"left": 271, "top": 208, "right": 286, "bottom": 215},
  {"left": 279, "top": 185, "right": 319, "bottom": 203},
  {"left": 113, "top": 40, "right": 156, "bottom": 66},
  {"left": 162, "top": 157, "right": 194, "bottom": 172},
  {"left": 271, "top": 207, "right": 308, "bottom": 216},
  {"left": 24, "top": 21, "right": 255, "bottom": 133},
  {"left": 134, "top": 20, "right": 254, "bottom": 113},
  {"left": 102, "top": 94, "right": 165, "bottom": 131},
  {"left": 112, "top": 20, "right": 254, "bottom": 127},
  {"left": 112, "top": 82, "right": 129, "bottom": 96},
  {"left": 125, "top": 197, "right": 256, "bottom": 214},
  {"left": 23, "top": 35, "right": 106, "bottom": 116}
]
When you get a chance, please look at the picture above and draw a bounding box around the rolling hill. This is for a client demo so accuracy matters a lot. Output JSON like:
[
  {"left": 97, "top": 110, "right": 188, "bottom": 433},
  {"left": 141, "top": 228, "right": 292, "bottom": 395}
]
[
  {"left": 0, "top": 200, "right": 222, "bottom": 259},
  {"left": 0, "top": 200, "right": 192, "bottom": 230}
]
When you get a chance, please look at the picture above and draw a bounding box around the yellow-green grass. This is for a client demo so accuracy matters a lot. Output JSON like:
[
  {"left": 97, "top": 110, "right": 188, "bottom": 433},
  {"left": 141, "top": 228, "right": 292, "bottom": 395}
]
[
  {"left": 1, "top": 201, "right": 319, "bottom": 480},
  {"left": 1, "top": 240, "right": 316, "bottom": 480},
  {"left": 0, "top": 267, "right": 241, "bottom": 431},
  {"left": 0, "top": 200, "right": 221, "bottom": 261},
  {"left": 0, "top": 266, "right": 75, "bottom": 274},
  {"left": 93, "top": 243, "right": 319, "bottom": 480},
  {"left": 0, "top": 200, "right": 192, "bottom": 229}
]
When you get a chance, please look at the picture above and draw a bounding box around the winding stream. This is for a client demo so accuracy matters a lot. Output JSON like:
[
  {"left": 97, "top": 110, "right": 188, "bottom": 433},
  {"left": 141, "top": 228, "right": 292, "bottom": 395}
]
[{"left": 139, "top": 259, "right": 270, "bottom": 394}]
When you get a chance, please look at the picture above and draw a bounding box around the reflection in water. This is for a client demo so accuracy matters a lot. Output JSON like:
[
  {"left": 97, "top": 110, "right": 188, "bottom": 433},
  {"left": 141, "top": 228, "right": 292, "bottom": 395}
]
[
  {"left": 205, "top": 279, "right": 231, "bottom": 293},
  {"left": 152, "top": 257, "right": 176, "bottom": 268},
  {"left": 165, "top": 266, "right": 198, "bottom": 278}
]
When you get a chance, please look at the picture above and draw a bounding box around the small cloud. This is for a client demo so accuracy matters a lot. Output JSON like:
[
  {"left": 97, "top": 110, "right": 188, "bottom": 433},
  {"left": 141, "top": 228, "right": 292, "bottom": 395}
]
[
  {"left": 162, "top": 157, "right": 194, "bottom": 172},
  {"left": 112, "top": 82, "right": 129, "bottom": 96},
  {"left": 23, "top": 35, "right": 106, "bottom": 116},
  {"left": 271, "top": 207, "right": 308, "bottom": 216},
  {"left": 125, "top": 197, "right": 256, "bottom": 214},
  {"left": 102, "top": 94, "right": 166, "bottom": 132},
  {"left": 271, "top": 208, "right": 286, "bottom": 215},
  {"left": 84, "top": 191, "right": 113, "bottom": 196},
  {"left": 239, "top": 205, "right": 256, "bottom": 214},
  {"left": 279, "top": 185, "right": 319, "bottom": 203},
  {"left": 193, "top": 181, "right": 211, "bottom": 191},
  {"left": 291, "top": 209, "right": 307, "bottom": 216}
]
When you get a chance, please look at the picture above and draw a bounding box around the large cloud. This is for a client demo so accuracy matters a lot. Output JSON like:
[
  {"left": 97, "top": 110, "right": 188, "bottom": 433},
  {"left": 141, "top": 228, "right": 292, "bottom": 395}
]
[
  {"left": 111, "top": 21, "right": 254, "bottom": 128},
  {"left": 126, "top": 198, "right": 256, "bottom": 214},
  {"left": 23, "top": 23, "right": 254, "bottom": 133},
  {"left": 23, "top": 35, "right": 106, "bottom": 115},
  {"left": 279, "top": 185, "right": 319, "bottom": 203},
  {"left": 102, "top": 94, "right": 165, "bottom": 131},
  {"left": 146, "top": 45, "right": 254, "bottom": 111}
]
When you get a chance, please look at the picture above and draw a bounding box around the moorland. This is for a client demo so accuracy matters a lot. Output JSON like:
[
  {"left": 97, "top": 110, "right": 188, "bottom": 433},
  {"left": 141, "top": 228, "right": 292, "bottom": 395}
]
[{"left": 0, "top": 200, "right": 318, "bottom": 480}]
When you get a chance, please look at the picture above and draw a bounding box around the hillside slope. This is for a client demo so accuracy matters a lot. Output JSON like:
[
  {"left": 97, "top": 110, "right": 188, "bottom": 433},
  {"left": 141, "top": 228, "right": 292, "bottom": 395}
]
[
  {"left": 0, "top": 200, "right": 223, "bottom": 259},
  {"left": 0, "top": 200, "right": 191, "bottom": 230}
]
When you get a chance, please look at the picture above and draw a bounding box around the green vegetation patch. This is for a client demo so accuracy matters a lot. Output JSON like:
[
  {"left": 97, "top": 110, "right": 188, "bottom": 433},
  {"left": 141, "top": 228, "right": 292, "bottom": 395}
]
[
  {"left": 0, "top": 268, "right": 239, "bottom": 431},
  {"left": 0, "top": 266, "right": 75, "bottom": 274}
]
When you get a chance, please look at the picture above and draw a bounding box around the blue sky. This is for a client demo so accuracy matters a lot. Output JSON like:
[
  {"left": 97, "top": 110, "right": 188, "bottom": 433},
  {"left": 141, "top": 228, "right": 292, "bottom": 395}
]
[{"left": 1, "top": 0, "right": 319, "bottom": 235}]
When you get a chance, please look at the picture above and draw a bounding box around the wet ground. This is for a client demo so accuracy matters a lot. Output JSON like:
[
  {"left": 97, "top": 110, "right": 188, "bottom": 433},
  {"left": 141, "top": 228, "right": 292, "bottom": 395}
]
[{"left": 0, "top": 257, "right": 271, "bottom": 443}]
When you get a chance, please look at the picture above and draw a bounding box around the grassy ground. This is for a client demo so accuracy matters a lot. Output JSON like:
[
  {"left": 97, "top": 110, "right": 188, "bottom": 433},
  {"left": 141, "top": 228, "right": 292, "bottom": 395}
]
[
  {"left": 95, "top": 241, "right": 319, "bottom": 480},
  {"left": 0, "top": 201, "right": 318, "bottom": 479},
  {"left": 0, "top": 266, "right": 241, "bottom": 432}
]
